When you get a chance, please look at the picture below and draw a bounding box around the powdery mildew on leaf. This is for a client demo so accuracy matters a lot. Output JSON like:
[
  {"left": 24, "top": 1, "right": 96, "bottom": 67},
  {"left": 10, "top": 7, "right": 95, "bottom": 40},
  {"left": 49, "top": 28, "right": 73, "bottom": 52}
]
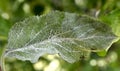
[{"left": 5, "top": 11, "right": 119, "bottom": 63}]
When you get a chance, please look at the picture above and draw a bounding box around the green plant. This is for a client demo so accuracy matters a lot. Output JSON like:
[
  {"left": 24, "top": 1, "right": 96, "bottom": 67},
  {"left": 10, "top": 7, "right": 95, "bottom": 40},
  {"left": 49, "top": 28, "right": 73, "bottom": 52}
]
[{"left": 0, "top": 11, "right": 119, "bottom": 71}]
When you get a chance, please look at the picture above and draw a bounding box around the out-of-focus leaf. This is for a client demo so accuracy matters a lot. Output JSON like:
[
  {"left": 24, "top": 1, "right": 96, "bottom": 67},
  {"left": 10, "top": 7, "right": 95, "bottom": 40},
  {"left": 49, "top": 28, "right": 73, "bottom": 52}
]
[
  {"left": 97, "top": 50, "right": 107, "bottom": 56},
  {"left": 5, "top": 58, "right": 35, "bottom": 71},
  {"left": 0, "top": 0, "right": 9, "bottom": 12},
  {"left": 62, "top": 0, "right": 79, "bottom": 12},
  {"left": 0, "top": 16, "right": 12, "bottom": 38},
  {"left": 5, "top": 11, "right": 118, "bottom": 63},
  {"left": 100, "top": 9, "right": 120, "bottom": 36},
  {"left": 110, "top": 10, "right": 120, "bottom": 36}
]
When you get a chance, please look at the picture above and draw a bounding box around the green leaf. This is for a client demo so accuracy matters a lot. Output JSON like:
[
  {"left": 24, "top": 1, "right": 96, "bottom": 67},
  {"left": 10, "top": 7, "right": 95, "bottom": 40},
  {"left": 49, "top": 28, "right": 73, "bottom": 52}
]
[
  {"left": 5, "top": 11, "right": 119, "bottom": 63},
  {"left": 100, "top": 9, "right": 120, "bottom": 36},
  {"left": 0, "top": 16, "right": 12, "bottom": 38},
  {"left": 110, "top": 10, "right": 120, "bottom": 37},
  {"left": 97, "top": 50, "right": 107, "bottom": 56}
]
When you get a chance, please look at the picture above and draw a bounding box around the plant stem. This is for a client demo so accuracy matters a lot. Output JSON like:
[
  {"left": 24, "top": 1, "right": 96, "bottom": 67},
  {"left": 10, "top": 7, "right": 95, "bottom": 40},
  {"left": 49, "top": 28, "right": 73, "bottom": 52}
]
[
  {"left": 0, "top": 44, "right": 6, "bottom": 71},
  {"left": 1, "top": 55, "right": 6, "bottom": 71}
]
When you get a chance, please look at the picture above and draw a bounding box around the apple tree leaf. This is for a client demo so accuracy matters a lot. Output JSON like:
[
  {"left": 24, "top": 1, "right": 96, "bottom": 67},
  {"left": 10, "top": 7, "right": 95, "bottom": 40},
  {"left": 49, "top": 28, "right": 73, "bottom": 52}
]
[{"left": 4, "top": 11, "right": 119, "bottom": 63}]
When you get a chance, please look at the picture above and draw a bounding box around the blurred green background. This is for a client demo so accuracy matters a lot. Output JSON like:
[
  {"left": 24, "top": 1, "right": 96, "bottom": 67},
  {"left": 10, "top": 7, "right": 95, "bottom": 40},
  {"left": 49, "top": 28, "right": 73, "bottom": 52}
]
[{"left": 0, "top": 0, "right": 120, "bottom": 71}]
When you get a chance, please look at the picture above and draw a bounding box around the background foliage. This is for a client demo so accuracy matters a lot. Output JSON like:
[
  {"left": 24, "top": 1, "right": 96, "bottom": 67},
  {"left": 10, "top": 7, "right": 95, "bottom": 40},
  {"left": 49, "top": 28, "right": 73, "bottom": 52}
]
[{"left": 0, "top": 0, "right": 120, "bottom": 71}]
